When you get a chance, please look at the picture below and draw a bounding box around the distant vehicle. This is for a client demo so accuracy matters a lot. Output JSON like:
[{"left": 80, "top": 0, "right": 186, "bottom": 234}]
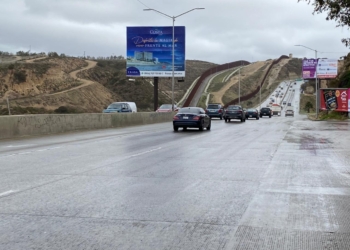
[
  {"left": 287, "top": 103, "right": 292, "bottom": 106},
  {"left": 271, "top": 104, "right": 282, "bottom": 116},
  {"left": 283, "top": 101, "right": 287, "bottom": 105},
  {"left": 173, "top": 107, "right": 211, "bottom": 132},
  {"left": 156, "top": 104, "right": 177, "bottom": 112},
  {"left": 260, "top": 107, "right": 272, "bottom": 118},
  {"left": 205, "top": 103, "right": 224, "bottom": 120},
  {"left": 224, "top": 105, "right": 246, "bottom": 122},
  {"left": 125, "top": 102, "right": 137, "bottom": 113},
  {"left": 285, "top": 107, "right": 294, "bottom": 117},
  {"left": 103, "top": 102, "right": 133, "bottom": 113},
  {"left": 245, "top": 108, "right": 259, "bottom": 120},
  {"left": 294, "top": 82, "right": 296, "bottom": 85}
]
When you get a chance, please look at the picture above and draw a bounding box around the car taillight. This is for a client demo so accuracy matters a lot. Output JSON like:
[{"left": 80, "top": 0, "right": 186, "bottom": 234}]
[
  {"left": 219, "top": 109, "right": 222, "bottom": 113},
  {"left": 193, "top": 116, "right": 200, "bottom": 121},
  {"left": 173, "top": 116, "right": 180, "bottom": 120},
  {"left": 205, "top": 109, "right": 208, "bottom": 113}
]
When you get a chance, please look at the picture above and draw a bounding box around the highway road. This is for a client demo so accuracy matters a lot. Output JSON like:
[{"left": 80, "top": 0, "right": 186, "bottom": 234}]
[{"left": 1, "top": 84, "right": 350, "bottom": 249}]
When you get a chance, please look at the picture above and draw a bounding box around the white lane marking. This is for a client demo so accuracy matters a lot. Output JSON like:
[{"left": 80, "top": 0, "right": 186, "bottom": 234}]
[
  {"left": 1, "top": 146, "right": 62, "bottom": 158},
  {"left": 130, "top": 147, "right": 162, "bottom": 157},
  {"left": 0, "top": 190, "right": 16, "bottom": 197},
  {"left": 190, "top": 135, "right": 205, "bottom": 140},
  {"left": 6, "top": 144, "right": 36, "bottom": 148},
  {"left": 18, "top": 152, "right": 31, "bottom": 155}
]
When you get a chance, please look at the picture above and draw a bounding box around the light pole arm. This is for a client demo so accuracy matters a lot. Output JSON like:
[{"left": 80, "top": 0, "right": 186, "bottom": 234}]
[
  {"left": 175, "top": 8, "right": 204, "bottom": 18},
  {"left": 295, "top": 44, "right": 317, "bottom": 53},
  {"left": 143, "top": 9, "right": 172, "bottom": 19}
]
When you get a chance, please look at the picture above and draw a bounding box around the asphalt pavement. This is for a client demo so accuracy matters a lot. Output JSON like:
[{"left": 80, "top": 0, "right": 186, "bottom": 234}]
[{"left": 1, "top": 82, "right": 350, "bottom": 249}]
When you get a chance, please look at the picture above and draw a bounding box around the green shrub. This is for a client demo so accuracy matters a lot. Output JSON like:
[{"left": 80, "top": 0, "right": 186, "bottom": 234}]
[
  {"left": 13, "top": 70, "right": 27, "bottom": 83},
  {"left": 54, "top": 106, "right": 68, "bottom": 113}
]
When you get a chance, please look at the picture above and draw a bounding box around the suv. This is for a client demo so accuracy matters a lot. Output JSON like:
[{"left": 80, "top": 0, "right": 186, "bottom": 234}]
[
  {"left": 206, "top": 103, "right": 224, "bottom": 120},
  {"left": 224, "top": 105, "right": 246, "bottom": 122},
  {"left": 285, "top": 107, "right": 294, "bottom": 117},
  {"left": 260, "top": 107, "right": 272, "bottom": 118}
]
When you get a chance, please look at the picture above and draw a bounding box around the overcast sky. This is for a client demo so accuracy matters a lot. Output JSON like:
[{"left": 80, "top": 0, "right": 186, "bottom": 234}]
[{"left": 1, "top": 0, "right": 349, "bottom": 64}]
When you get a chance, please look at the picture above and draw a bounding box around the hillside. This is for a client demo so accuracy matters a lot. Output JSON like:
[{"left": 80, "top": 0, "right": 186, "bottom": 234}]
[{"left": 0, "top": 57, "right": 216, "bottom": 115}]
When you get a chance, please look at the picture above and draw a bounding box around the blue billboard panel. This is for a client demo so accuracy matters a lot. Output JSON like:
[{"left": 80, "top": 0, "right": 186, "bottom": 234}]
[{"left": 126, "top": 26, "right": 186, "bottom": 77}]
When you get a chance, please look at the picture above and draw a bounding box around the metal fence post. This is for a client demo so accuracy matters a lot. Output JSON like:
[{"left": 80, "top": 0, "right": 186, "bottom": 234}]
[{"left": 6, "top": 98, "right": 11, "bottom": 115}]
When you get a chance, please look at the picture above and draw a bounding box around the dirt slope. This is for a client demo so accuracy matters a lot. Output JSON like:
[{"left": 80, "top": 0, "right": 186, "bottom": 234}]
[{"left": 211, "top": 61, "right": 270, "bottom": 104}]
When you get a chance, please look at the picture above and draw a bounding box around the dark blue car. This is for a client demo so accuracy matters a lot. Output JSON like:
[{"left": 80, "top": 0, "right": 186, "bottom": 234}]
[{"left": 173, "top": 107, "right": 211, "bottom": 132}]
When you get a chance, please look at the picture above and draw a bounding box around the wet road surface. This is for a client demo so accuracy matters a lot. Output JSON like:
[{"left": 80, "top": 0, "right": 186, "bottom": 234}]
[{"left": 1, "top": 90, "right": 350, "bottom": 249}]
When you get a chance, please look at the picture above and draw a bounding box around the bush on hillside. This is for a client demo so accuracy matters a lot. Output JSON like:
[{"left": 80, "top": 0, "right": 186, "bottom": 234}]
[{"left": 13, "top": 70, "right": 27, "bottom": 83}]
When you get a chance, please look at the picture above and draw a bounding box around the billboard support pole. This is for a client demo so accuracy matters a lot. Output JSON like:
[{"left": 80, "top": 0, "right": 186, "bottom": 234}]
[
  {"left": 295, "top": 44, "right": 319, "bottom": 119},
  {"left": 172, "top": 17, "right": 175, "bottom": 111},
  {"left": 154, "top": 77, "right": 159, "bottom": 111},
  {"left": 144, "top": 8, "right": 205, "bottom": 110},
  {"left": 315, "top": 50, "right": 319, "bottom": 119}
]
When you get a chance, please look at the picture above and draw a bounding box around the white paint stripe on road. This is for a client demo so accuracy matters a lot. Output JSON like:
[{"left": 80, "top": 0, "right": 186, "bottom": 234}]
[
  {"left": 0, "top": 190, "right": 16, "bottom": 197},
  {"left": 6, "top": 144, "right": 36, "bottom": 148},
  {"left": 130, "top": 147, "right": 162, "bottom": 157}
]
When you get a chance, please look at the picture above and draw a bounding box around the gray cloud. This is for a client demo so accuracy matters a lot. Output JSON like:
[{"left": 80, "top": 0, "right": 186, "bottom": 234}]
[{"left": 0, "top": 0, "right": 348, "bottom": 63}]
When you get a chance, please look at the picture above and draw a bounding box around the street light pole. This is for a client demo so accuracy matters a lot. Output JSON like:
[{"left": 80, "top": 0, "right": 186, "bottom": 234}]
[
  {"left": 239, "top": 61, "right": 241, "bottom": 105},
  {"left": 259, "top": 78, "right": 261, "bottom": 110},
  {"left": 144, "top": 8, "right": 205, "bottom": 111},
  {"left": 295, "top": 44, "right": 319, "bottom": 119}
]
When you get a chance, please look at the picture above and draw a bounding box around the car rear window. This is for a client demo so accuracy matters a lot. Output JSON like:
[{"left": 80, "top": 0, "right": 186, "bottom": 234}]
[
  {"left": 261, "top": 108, "right": 270, "bottom": 111},
  {"left": 247, "top": 109, "right": 256, "bottom": 111},
  {"left": 227, "top": 106, "right": 240, "bottom": 110},
  {"left": 207, "top": 104, "right": 220, "bottom": 109},
  {"left": 178, "top": 108, "right": 201, "bottom": 114},
  {"left": 108, "top": 103, "right": 123, "bottom": 109},
  {"left": 159, "top": 104, "right": 172, "bottom": 109}
]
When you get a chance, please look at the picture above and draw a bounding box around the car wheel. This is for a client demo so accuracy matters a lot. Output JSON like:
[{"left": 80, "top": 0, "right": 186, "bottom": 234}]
[
  {"left": 241, "top": 118, "right": 243, "bottom": 122},
  {"left": 225, "top": 118, "right": 227, "bottom": 122},
  {"left": 199, "top": 121, "right": 204, "bottom": 131},
  {"left": 269, "top": 116, "right": 271, "bottom": 118},
  {"left": 256, "top": 117, "right": 259, "bottom": 120},
  {"left": 243, "top": 119, "right": 246, "bottom": 122},
  {"left": 228, "top": 119, "right": 231, "bottom": 122},
  {"left": 207, "top": 122, "right": 211, "bottom": 130},
  {"left": 220, "top": 116, "right": 223, "bottom": 120},
  {"left": 173, "top": 126, "right": 179, "bottom": 132},
  {"left": 183, "top": 127, "right": 187, "bottom": 131}
]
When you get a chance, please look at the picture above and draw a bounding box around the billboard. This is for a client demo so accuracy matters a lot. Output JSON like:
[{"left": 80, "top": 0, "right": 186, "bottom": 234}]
[
  {"left": 302, "top": 59, "right": 338, "bottom": 79},
  {"left": 302, "top": 59, "right": 317, "bottom": 79},
  {"left": 317, "top": 59, "right": 338, "bottom": 79},
  {"left": 320, "top": 88, "right": 348, "bottom": 112},
  {"left": 126, "top": 26, "right": 186, "bottom": 77}
]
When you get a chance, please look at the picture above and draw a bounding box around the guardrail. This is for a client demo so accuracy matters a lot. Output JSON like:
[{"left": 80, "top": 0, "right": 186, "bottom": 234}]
[
  {"left": 224, "top": 55, "right": 289, "bottom": 108},
  {"left": 182, "top": 60, "right": 250, "bottom": 107}
]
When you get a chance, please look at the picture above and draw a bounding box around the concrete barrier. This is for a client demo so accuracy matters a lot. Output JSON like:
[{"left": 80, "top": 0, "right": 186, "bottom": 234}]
[{"left": 0, "top": 112, "right": 175, "bottom": 140}]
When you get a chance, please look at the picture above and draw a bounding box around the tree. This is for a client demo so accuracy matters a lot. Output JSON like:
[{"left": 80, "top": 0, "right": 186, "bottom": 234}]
[
  {"left": 299, "top": 0, "right": 350, "bottom": 47},
  {"left": 304, "top": 101, "right": 313, "bottom": 113}
]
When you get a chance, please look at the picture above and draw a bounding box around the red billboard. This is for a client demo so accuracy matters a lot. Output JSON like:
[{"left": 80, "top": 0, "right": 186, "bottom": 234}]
[{"left": 320, "top": 89, "right": 349, "bottom": 112}]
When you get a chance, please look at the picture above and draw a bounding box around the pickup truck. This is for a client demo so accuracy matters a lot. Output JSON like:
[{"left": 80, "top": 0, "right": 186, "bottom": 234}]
[{"left": 270, "top": 104, "right": 282, "bottom": 116}]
